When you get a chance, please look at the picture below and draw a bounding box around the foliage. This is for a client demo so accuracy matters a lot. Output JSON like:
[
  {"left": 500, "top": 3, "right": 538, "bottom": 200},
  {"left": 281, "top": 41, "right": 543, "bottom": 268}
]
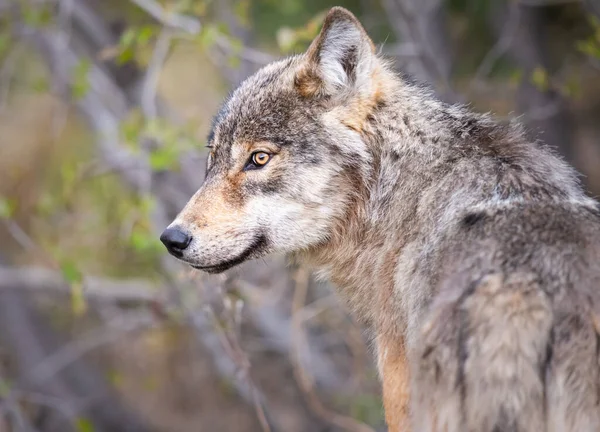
[
  {"left": 74, "top": 418, "right": 95, "bottom": 432},
  {"left": 0, "top": 197, "right": 16, "bottom": 219},
  {"left": 577, "top": 16, "right": 600, "bottom": 60}
]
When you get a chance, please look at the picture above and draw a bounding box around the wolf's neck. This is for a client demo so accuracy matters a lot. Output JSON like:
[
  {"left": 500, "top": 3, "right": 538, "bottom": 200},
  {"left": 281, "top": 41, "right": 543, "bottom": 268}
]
[{"left": 300, "top": 79, "right": 464, "bottom": 326}]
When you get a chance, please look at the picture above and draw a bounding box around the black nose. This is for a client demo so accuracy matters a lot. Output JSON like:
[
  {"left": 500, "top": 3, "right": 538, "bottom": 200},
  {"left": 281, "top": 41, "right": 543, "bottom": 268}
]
[{"left": 160, "top": 227, "right": 192, "bottom": 256}]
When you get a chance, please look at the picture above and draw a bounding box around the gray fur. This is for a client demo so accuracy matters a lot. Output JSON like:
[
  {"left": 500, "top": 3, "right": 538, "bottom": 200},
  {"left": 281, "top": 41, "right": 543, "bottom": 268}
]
[{"left": 164, "top": 7, "right": 600, "bottom": 431}]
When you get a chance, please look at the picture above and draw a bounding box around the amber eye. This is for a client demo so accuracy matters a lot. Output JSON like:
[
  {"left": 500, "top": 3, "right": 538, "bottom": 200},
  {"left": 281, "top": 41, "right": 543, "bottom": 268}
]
[{"left": 251, "top": 152, "right": 271, "bottom": 167}]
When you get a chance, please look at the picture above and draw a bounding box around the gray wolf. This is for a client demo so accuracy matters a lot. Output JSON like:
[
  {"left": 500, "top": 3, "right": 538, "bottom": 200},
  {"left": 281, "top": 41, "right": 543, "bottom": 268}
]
[{"left": 161, "top": 7, "right": 600, "bottom": 431}]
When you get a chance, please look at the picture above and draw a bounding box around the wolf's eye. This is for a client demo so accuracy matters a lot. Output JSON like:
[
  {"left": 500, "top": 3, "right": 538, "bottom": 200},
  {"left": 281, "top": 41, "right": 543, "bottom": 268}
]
[{"left": 245, "top": 152, "right": 271, "bottom": 170}]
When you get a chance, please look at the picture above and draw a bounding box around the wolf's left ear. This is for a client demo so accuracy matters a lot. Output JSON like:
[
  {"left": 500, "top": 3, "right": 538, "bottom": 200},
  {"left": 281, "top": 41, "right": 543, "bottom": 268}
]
[{"left": 296, "top": 7, "right": 376, "bottom": 98}]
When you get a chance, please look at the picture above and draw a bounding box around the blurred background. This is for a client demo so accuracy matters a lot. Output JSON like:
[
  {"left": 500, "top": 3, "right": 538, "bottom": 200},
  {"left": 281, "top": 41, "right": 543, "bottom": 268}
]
[{"left": 0, "top": 0, "right": 598, "bottom": 431}]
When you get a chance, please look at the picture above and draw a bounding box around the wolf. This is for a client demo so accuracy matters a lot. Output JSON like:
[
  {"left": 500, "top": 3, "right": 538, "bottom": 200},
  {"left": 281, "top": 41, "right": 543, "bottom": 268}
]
[{"left": 160, "top": 6, "right": 600, "bottom": 432}]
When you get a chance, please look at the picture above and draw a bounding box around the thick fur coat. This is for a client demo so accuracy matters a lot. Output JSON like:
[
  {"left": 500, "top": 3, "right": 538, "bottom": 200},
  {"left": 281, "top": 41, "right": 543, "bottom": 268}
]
[{"left": 161, "top": 7, "right": 600, "bottom": 431}]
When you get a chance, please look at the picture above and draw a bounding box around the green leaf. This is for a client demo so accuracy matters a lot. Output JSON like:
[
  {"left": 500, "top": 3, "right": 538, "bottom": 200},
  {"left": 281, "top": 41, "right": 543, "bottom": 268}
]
[
  {"left": 138, "top": 196, "right": 156, "bottom": 216},
  {"left": 32, "top": 76, "right": 50, "bottom": 93},
  {"left": 144, "top": 118, "right": 164, "bottom": 139},
  {"left": 0, "top": 198, "right": 12, "bottom": 219},
  {"left": 233, "top": 0, "right": 251, "bottom": 28},
  {"left": 71, "top": 282, "right": 87, "bottom": 317},
  {"left": 0, "top": 33, "right": 11, "bottom": 58},
  {"left": 137, "top": 25, "right": 156, "bottom": 45},
  {"left": 227, "top": 54, "right": 241, "bottom": 69},
  {"left": 119, "top": 28, "right": 137, "bottom": 50},
  {"left": 531, "top": 67, "right": 550, "bottom": 92},
  {"left": 72, "top": 60, "right": 91, "bottom": 100},
  {"left": 36, "top": 193, "right": 58, "bottom": 217},
  {"left": 0, "top": 197, "right": 15, "bottom": 219},
  {"left": 22, "top": 4, "right": 52, "bottom": 27},
  {"left": 0, "top": 378, "right": 11, "bottom": 397},
  {"left": 576, "top": 15, "right": 600, "bottom": 61},
  {"left": 508, "top": 68, "right": 523, "bottom": 87},
  {"left": 120, "top": 109, "right": 144, "bottom": 147},
  {"left": 129, "top": 229, "right": 162, "bottom": 254},
  {"left": 117, "top": 47, "right": 135, "bottom": 65},
  {"left": 61, "top": 261, "right": 83, "bottom": 285},
  {"left": 107, "top": 369, "right": 124, "bottom": 387},
  {"left": 74, "top": 417, "right": 95, "bottom": 432},
  {"left": 149, "top": 146, "right": 180, "bottom": 171},
  {"left": 197, "top": 23, "right": 222, "bottom": 48}
]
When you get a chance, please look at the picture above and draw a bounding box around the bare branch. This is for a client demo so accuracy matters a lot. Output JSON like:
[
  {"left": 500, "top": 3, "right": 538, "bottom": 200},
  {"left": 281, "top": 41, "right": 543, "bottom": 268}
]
[
  {"left": 129, "top": 0, "right": 200, "bottom": 34},
  {"left": 290, "top": 268, "right": 375, "bottom": 432},
  {"left": 213, "top": 37, "right": 276, "bottom": 65},
  {"left": 519, "top": 0, "right": 582, "bottom": 5},
  {"left": 205, "top": 300, "right": 273, "bottom": 432},
  {"left": 381, "top": 0, "right": 457, "bottom": 101},
  {"left": 141, "top": 29, "right": 172, "bottom": 119},
  {"left": 26, "top": 316, "right": 154, "bottom": 388},
  {"left": 0, "top": 267, "right": 163, "bottom": 305},
  {"left": 128, "top": 0, "right": 275, "bottom": 67},
  {"left": 473, "top": 1, "right": 521, "bottom": 87}
]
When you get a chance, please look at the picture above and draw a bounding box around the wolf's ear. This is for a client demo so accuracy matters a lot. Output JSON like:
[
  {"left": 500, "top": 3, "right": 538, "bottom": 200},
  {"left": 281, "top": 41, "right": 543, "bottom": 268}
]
[{"left": 296, "top": 7, "right": 376, "bottom": 98}]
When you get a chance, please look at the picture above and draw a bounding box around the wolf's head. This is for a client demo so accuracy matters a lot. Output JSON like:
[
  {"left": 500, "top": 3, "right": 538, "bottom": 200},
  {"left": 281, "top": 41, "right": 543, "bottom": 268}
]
[{"left": 161, "top": 7, "right": 389, "bottom": 273}]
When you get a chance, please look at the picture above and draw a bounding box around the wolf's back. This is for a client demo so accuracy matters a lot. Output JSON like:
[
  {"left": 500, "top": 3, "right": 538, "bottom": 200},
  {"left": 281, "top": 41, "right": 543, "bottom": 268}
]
[{"left": 408, "top": 203, "right": 600, "bottom": 432}]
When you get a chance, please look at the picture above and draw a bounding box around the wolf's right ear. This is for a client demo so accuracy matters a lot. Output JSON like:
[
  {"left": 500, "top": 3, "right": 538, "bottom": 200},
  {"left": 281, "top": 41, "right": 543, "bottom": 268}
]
[{"left": 295, "top": 7, "right": 376, "bottom": 99}]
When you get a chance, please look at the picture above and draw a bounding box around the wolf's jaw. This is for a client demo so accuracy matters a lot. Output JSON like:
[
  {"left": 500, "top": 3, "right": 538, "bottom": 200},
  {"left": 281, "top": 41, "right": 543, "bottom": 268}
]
[{"left": 186, "top": 234, "right": 269, "bottom": 274}]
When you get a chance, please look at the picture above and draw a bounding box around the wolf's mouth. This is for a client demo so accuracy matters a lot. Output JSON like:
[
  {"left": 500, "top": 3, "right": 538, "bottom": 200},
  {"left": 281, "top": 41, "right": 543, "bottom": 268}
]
[{"left": 190, "top": 234, "right": 268, "bottom": 274}]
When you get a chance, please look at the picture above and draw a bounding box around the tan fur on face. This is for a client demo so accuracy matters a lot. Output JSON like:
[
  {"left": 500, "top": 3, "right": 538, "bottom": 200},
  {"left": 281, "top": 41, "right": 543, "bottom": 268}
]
[
  {"left": 181, "top": 141, "right": 282, "bottom": 228},
  {"left": 179, "top": 179, "right": 245, "bottom": 229}
]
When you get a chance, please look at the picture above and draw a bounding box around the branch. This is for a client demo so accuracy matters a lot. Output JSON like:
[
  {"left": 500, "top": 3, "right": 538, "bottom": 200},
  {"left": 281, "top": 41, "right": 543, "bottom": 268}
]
[
  {"left": 290, "top": 268, "right": 375, "bottom": 432},
  {"left": 129, "top": 0, "right": 201, "bottom": 34},
  {"left": 472, "top": 1, "right": 521, "bottom": 87},
  {"left": 128, "top": 0, "right": 275, "bottom": 67},
  {"left": 26, "top": 316, "right": 155, "bottom": 388},
  {"left": 0, "top": 266, "right": 163, "bottom": 305},
  {"left": 381, "top": 0, "right": 457, "bottom": 101},
  {"left": 519, "top": 0, "right": 582, "bottom": 5},
  {"left": 141, "top": 28, "right": 172, "bottom": 119}
]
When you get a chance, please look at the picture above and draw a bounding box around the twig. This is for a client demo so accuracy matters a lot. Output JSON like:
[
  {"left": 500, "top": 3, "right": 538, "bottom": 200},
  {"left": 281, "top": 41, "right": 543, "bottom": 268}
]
[
  {"left": 519, "top": 0, "right": 581, "bottom": 5},
  {"left": 381, "top": 0, "right": 457, "bottom": 100},
  {"left": 290, "top": 268, "right": 375, "bottom": 432},
  {"left": 2, "top": 220, "right": 58, "bottom": 269},
  {"left": 213, "top": 37, "right": 276, "bottom": 65},
  {"left": 204, "top": 298, "right": 272, "bottom": 432},
  {"left": 26, "top": 316, "right": 154, "bottom": 387},
  {"left": 0, "top": 378, "right": 36, "bottom": 432},
  {"left": 51, "top": 0, "right": 76, "bottom": 138},
  {"left": 141, "top": 29, "right": 172, "bottom": 120},
  {"left": 128, "top": 0, "right": 275, "bottom": 66},
  {"left": 0, "top": 266, "right": 163, "bottom": 305},
  {"left": 472, "top": 1, "right": 521, "bottom": 88},
  {"left": 0, "top": 45, "right": 22, "bottom": 111},
  {"left": 128, "top": 0, "right": 201, "bottom": 34},
  {"left": 8, "top": 389, "right": 75, "bottom": 422}
]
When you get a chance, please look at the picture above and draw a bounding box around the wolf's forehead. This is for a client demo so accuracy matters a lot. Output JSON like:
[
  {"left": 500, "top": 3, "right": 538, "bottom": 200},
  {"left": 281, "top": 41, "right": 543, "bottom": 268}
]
[{"left": 207, "top": 57, "right": 305, "bottom": 150}]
